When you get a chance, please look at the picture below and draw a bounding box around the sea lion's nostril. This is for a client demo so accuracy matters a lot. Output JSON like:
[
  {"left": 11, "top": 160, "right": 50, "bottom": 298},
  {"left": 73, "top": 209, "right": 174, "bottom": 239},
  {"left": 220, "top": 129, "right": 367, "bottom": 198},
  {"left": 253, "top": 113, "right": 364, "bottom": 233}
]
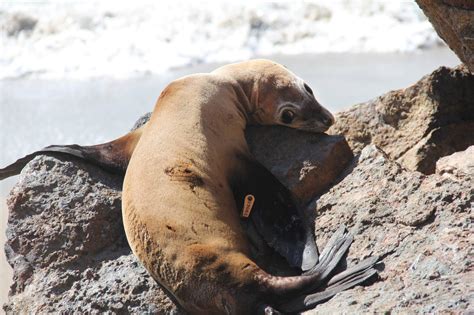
[{"left": 323, "top": 115, "right": 334, "bottom": 126}]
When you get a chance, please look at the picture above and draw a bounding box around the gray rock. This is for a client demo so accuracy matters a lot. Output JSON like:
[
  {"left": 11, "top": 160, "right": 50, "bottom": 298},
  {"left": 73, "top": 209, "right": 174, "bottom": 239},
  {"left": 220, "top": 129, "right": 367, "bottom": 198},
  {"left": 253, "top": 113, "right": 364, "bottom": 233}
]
[
  {"left": 3, "top": 123, "right": 350, "bottom": 313},
  {"left": 4, "top": 66, "right": 473, "bottom": 313},
  {"left": 130, "top": 112, "right": 152, "bottom": 131},
  {"left": 247, "top": 126, "right": 353, "bottom": 205},
  {"left": 305, "top": 145, "right": 473, "bottom": 314},
  {"left": 4, "top": 156, "right": 179, "bottom": 314},
  {"left": 329, "top": 65, "right": 474, "bottom": 174}
]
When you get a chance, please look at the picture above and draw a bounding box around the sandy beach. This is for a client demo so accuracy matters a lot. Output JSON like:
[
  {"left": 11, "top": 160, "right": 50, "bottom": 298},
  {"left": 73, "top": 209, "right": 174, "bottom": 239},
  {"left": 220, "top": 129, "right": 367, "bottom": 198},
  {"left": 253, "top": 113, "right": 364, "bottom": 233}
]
[{"left": 0, "top": 48, "right": 461, "bottom": 306}]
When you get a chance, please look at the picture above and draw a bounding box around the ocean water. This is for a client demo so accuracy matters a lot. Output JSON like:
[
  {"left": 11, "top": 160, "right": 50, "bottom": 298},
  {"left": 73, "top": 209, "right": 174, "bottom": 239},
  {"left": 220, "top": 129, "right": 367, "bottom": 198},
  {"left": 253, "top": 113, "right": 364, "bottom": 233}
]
[{"left": 1, "top": 0, "right": 442, "bottom": 79}]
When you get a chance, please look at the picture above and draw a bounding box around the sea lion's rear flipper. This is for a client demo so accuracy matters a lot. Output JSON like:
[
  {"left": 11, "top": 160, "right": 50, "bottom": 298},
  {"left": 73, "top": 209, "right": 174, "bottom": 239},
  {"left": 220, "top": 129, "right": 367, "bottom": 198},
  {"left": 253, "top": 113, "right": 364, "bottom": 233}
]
[
  {"left": 252, "top": 226, "right": 378, "bottom": 312},
  {"left": 233, "top": 159, "right": 319, "bottom": 272},
  {"left": 277, "top": 256, "right": 379, "bottom": 313},
  {"left": 0, "top": 126, "right": 145, "bottom": 180}
]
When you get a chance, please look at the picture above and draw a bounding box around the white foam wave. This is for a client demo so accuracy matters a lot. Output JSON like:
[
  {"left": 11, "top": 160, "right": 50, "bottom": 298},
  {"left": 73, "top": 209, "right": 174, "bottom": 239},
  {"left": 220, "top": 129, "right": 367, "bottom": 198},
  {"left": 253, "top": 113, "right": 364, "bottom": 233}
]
[{"left": 0, "top": 0, "right": 442, "bottom": 79}]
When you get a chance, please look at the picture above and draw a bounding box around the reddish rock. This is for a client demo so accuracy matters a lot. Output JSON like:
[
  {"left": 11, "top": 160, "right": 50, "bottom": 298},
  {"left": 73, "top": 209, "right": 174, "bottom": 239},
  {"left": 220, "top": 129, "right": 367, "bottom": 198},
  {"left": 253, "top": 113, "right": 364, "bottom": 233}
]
[
  {"left": 329, "top": 65, "right": 474, "bottom": 174},
  {"left": 416, "top": 0, "right": 474, "bottom": 73}
]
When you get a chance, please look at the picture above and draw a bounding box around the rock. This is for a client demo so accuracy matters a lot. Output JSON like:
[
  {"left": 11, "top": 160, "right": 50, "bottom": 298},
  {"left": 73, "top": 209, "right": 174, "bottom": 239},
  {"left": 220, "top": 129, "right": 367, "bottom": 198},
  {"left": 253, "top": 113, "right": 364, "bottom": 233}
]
[
  {"left": 3, "top": 121, "right": 350, "bottom": 313},
  {"left": 4, "top": 66, "right": 473, "bottom": 311},
  {"left": 329, "top": 65, "right": 474, "bottom": 174},
  {"left": 246, "top": 126, "right": 353, "bottom": 205},
  {"left": 436, "top": 145, "right": 474, "bottom": 180},
  {"left": 4, "top": 156, "right": 179, "bottom": 314},
  {"left": 305, "top": 145, "right": 473, "bottom": 314},
  {"left": 416, "top": 0, "right": 474, "bottom": 73},
  {"left": 6, "top": 143, "right": 472, "bottom": 313}
]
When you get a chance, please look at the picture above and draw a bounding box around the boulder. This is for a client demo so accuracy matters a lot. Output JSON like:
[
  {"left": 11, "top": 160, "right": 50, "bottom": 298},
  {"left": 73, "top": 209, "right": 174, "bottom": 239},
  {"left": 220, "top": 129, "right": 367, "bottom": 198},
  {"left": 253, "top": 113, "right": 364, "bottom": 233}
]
[
  {"left": 5, "top": 143, "right": 472, "bottom": 313},
  {"left": 329, "top": 65, "right": 474, "bottom": 174},
  {"left": 3, "top": 125, "right": 351, "bottom": 313},
  {"left": 4, "top": 65, "right": 473, "bottom": 312},
  {"left": 4, "top": 156, "right": 178, "bottom": 314},
  {"left": 306, "top": 145, "right": 472, "bottom": 314},
  {"left": 416, "top": 0, "right": 474, "bottom": 73}
]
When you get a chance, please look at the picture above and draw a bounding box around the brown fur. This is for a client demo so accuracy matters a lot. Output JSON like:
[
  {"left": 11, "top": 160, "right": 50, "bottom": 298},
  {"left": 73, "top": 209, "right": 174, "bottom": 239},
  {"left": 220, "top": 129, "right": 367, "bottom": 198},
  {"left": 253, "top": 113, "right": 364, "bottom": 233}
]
[
  {"left": 122, "top": 60, "right": 336, "bottom": 313},
  {"left": 0, "top": 59, "right": 376, "bottom": 313}
]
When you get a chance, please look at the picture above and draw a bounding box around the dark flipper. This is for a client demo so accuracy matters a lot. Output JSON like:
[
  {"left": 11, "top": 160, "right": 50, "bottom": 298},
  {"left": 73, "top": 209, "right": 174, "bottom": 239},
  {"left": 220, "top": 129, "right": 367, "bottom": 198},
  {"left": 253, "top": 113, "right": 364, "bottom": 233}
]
[
  {"left": 252, "top": 225, "right": 378, "bottom": 313},
  {"left": 232, "top": 158, "right": 319, "bottom": 272},
  {"left": 0, "top": 126, "right": 144, "bottom": 180},
  {"left": 254, "top": 226, "right": 354, "bottom": 297},
  {"left": 278, "top": 257, "right": 378, "bottom": 313}
]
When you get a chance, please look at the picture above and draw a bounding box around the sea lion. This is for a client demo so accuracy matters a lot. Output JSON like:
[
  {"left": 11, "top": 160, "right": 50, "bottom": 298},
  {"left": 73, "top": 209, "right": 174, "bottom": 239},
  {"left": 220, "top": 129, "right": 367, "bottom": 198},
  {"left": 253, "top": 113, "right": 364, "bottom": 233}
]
[
  {"left": 0, "top": 59, "right": 378, "bottom": 313},
  {"left": 122, "top": 59, "right": 378, "bottom": 314}
]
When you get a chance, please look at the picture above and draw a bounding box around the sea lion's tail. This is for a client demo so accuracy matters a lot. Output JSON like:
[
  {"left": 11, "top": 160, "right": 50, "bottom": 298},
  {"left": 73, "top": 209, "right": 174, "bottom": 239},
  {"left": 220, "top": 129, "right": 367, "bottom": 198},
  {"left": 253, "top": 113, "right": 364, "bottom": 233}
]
[{"left": 0, "top": 126, "right": 145, "bottom": 180}]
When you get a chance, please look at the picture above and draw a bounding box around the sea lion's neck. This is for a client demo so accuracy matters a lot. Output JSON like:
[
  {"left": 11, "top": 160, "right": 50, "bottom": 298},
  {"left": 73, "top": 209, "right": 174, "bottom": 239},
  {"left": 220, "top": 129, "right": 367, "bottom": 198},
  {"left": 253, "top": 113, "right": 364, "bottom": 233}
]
[
  {"left": 228, "top": 76, "right": 258, "bottom": 122},
  {"left": 211, "top": 68, "right": 263, "bottom": 125}
]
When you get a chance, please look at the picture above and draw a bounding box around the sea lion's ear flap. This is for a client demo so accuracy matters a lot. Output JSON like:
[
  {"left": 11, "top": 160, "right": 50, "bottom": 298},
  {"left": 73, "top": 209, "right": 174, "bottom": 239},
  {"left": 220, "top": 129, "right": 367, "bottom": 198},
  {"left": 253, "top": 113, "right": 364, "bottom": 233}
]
[
  {"left": 235, "top": 160, "right": 319, "bottom": 271},
  {"left": 0, "top": 126, "right": 145, "bottom": 180}
]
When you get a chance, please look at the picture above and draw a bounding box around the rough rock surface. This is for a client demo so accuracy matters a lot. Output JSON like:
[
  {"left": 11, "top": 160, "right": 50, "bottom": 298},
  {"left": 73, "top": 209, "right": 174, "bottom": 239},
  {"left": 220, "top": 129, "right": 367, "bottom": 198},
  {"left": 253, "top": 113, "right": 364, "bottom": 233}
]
[
  {"left": 5, "top": 143, "right": 472, "bottom": 313},
  {"left": 3, "top": 126, "right": 350, "bottom": 313},
  {"left": 306, "top": 145, "right": 473, "bottom": 314},
  {"left": 436, "top": 145, "right": 474, "bottom": 181},
  {"left": 4, "top": 156, "right": 179, "bottom": 314},
  {"left": 416, "top": 0, "right": 474, "bottom": 73},
  {"left": 4, "top": 67, "right": 473, "bottom": 312},
  {"left": 329, "top": 65, "right": 474, "bottom": 174}
]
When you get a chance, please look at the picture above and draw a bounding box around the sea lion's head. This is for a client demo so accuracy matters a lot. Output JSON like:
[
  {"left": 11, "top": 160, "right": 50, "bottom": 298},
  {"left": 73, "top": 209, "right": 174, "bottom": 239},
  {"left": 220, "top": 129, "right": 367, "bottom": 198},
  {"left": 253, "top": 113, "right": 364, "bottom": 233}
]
[
  {"left": 252, "top": 60, "right": 334, "bottom": 132},
  {"left": 214, "top": 59, "right": 335, "bottom": 132}
]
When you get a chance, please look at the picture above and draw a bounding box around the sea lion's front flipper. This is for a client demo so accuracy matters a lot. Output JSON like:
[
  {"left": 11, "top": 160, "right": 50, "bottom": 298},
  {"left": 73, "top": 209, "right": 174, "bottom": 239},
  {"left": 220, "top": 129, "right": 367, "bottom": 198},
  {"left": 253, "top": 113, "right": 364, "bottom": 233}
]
[
  {"left": 233, "top": 159, "right": 319, "bottom": 272},
  {"left": 0, "top": 126, "right": 144, "bottom": 180}
]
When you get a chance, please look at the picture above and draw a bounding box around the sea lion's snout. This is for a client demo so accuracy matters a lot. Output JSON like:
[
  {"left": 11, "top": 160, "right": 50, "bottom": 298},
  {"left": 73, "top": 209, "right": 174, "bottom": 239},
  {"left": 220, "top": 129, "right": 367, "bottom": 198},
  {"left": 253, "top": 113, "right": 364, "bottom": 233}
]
[
  {"left": 319, "top": 106, "right": 335, "bottom": 128},
  {"left": 297, "top": 100, "right": 336, "bottom": 132}
]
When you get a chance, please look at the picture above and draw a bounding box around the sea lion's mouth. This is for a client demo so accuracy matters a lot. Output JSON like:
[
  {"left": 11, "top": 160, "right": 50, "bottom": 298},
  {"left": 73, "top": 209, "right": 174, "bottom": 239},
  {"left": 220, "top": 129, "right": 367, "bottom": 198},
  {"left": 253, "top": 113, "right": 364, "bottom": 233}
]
[{"left": 289, "top": 121, "right": 332, "bottom": 133}]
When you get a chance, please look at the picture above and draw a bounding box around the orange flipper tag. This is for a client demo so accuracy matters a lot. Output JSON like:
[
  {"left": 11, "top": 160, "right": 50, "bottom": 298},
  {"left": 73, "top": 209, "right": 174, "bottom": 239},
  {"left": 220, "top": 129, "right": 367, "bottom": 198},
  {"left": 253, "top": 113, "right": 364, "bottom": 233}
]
[{"left": 241, "top": 194, "right": 255, "bottom": 218}]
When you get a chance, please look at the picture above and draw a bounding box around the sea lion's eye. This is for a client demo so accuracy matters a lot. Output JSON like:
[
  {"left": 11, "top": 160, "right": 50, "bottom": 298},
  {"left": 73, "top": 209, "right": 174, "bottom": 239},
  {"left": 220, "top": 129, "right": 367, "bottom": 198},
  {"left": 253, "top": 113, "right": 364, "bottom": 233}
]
[
  {"left": 304, "top": 83, "right": 313, "bottom": 95},
  {"left": 281, "top": 109, "right": 295, "bottom": 124}
]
